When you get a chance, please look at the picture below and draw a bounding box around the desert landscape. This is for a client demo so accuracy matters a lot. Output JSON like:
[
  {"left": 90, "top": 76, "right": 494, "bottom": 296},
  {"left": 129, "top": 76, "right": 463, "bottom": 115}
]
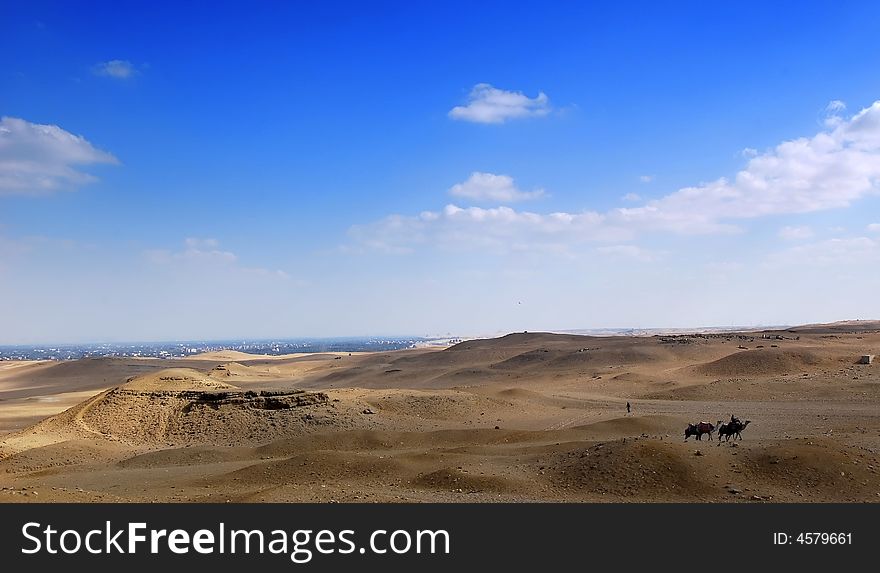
[{"left": 1, "top": 321, "right": 879, "bottom": 503}]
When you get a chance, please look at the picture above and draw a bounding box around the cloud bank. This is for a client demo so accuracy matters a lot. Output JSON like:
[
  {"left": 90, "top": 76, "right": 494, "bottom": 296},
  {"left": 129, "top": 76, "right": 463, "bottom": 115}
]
[{"left": 353, "top": 100, "right": 880, "bottom": 254}]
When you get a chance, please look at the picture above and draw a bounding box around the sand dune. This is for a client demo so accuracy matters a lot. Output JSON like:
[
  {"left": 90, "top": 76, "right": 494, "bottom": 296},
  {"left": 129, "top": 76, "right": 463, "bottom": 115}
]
[
  {"left": 1, "top": 326, "right": 879, "bottom": 502},
  {"left": 693, "top": 348, "right": 831, "bottom": 377},
  {"left": 190, "top": 350, "right": 367, "bottom": 362}
]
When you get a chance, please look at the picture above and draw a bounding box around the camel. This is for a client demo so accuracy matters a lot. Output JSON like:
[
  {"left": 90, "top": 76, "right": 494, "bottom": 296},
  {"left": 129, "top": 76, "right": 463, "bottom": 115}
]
[
  {"left": 732, "top": 420, "right": 751, "bottom": 440},
  {"left": 684, "top": 420, "right": 719, "bottom": 441},
  {"left": 718, "top": 419, "right": 751, "bottom": 442}
]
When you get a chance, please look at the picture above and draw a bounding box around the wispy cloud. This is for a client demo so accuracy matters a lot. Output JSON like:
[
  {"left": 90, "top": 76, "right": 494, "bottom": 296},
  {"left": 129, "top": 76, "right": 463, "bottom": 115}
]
[
  {"left": 347, "top": 204, "right": 625, "bottom": 255},
  {"left": 449, "top": 172, "right": 545, "bottom": 203},
  {"left": 448, "top": 83, "right": 550, "bottom": 124},
  {"left": 639, "top": 175, "right": 654, "bottom": 183},
  {"left": 703, "top": 260, "right": 748, "bottom": 283},
  {"left": 778, "top": 225, "right": 814, "bottom": 241},
  {"left": 621, "top": 192, "right": 642, "bottom": 202},
  {"left": 146, "top": 238, "right": 296, "bottom": 282},
  {"left": 826, "top": 100, "right": 847, "bottom": 113},
  {"left": 0, "top": 116, "right": 118, "bottom": 195},
  {"left": 822, "top": 99, "right": 848, "bottom": 128},
  {"left": 0, "top": 235, "right": 31, "bottom": 259},
  {"left": 867, "top": 223, "right": 880, "bottom": 233},
  {"left": 706, "top": 261, "right": 745, "bottom": 274},
  {"left": 594, "top": 244, "right": 661, "bottom": 262},
  {"left": 0, "top": 233, "right": 85, "bottom": 277},
  {"left": 147, "top": 237, "right": 237, "bottom": 264},
  {"left": 768, "top": 236, "right": 879, "bottom": 266},
  {"left": 92, "top": 59, "right": 137, "bottom": 79}
]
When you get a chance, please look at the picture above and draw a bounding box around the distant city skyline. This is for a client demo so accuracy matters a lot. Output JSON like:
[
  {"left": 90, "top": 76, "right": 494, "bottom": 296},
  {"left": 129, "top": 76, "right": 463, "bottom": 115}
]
[
  {"left": 2, "top": 1, "right": 880, "bottom": 345},
  {"left": 0, "top": 336, "right": 427, "bottom": 360}
]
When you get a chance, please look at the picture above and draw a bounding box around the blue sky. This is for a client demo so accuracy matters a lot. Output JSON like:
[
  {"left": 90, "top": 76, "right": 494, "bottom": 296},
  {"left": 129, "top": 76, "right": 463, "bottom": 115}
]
[{"left": 2, "top": 1, "right": 880, "bottom": 343}]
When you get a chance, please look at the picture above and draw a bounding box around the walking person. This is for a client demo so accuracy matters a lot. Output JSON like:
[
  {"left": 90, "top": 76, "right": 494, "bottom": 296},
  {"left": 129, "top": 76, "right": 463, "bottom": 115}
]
[{"left": 626, "top": 401, "right": 631, "bottom": 415}]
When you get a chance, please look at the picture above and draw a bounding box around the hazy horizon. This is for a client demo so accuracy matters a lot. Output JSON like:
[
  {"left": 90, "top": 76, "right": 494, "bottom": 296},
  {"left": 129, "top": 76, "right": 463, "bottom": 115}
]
[
  {"left": 6, "top": 318, "right": 877, "bottom": 347},
  {"left": 3, "top": 2, "right": 880, "bottom": 345}
]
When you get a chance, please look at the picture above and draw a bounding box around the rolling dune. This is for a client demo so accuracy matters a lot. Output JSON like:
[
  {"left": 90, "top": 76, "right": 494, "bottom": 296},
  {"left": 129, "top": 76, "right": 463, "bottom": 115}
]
[{"left": 1, "top": 325, "right": 879, "bottom": 502}]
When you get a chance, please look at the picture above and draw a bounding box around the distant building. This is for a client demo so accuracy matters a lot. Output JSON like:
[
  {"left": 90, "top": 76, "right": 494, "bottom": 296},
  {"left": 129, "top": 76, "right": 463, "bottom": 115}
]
[{"left": 859, "top": 354, "right": 875, "bottom": 365}]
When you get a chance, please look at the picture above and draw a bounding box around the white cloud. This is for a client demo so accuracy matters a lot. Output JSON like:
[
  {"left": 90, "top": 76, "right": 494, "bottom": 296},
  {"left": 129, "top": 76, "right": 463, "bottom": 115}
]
[
  {"left": 351, "top": 100, "right": 880, "bottom": 254},
  {"left": 778, "top": 225, "right": 814, "bottom": 241},
  {"left": 616, "top": 100, "right": 880, "bottom": 232},
  {"left": 0, "top": 117, "right": 118, "bottom": 195},
  {"left": 741, "top": 147, "right": 758, "bottom": 158},
  {"left": 867, "top": 223, "right": 880, "bottom": 233},
  {"left": 347, "top": 204, "right": 626, "bottom": 255},
  {"left": 639, "top": 175, "right": 654, "bottom": 183},
  {"left": 449, "top": 172, "right": 545, "bottom": 203},
  {"left": 621, "top": 193, "right": 642, "bottom": 202},
  {"left": 448, "top": 83, "right": 550, "bottom": 124},
  {"left": 92, "top": 60, "right": 137, "bottom": 79}
]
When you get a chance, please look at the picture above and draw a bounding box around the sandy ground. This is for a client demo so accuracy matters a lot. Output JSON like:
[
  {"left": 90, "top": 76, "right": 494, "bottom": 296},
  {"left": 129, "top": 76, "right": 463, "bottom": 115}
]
[{"left": 1, "top": 323, "right": 879, "bottom": 503}]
